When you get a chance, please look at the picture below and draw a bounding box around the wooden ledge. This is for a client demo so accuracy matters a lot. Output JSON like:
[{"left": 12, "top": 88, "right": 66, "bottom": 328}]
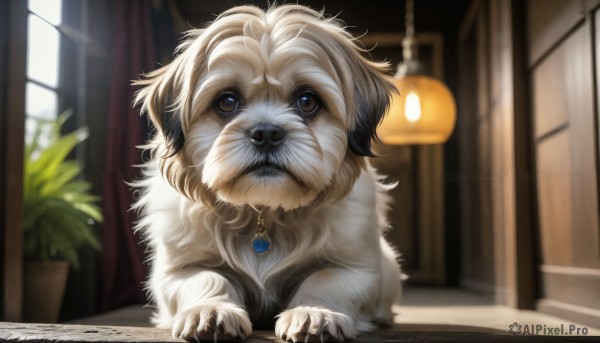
[{"left": 0, "top": 322, "right": 598, "bottom": 342}]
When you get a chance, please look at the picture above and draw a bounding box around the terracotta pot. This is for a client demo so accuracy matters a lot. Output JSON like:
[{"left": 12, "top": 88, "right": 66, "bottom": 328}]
[{"left": 23, "top": 261, "right": 70, "bottom": 323}]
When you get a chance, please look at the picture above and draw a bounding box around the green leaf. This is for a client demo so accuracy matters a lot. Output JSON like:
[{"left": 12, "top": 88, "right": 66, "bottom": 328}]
[{"left": 23, "top": 111, "right": 103, "bottom": 269}]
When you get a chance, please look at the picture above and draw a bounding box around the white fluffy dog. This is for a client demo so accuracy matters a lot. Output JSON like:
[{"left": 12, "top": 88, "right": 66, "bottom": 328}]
[{"left": 133, "top": 4, "right": 402, "bottom": 342}]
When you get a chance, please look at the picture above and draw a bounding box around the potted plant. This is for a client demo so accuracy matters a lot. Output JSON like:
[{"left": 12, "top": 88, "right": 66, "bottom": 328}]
[{"left": 23, "top": 111, "right": 102, "bottom": 323}]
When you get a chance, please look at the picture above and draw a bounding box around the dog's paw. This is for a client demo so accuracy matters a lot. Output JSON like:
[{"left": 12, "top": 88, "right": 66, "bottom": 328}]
[
  {"left": 275, "top": 306, "right": 356, "bottom": 342},
  {"left": 172, "top": 302, "right": 252, "bottom": 342}
]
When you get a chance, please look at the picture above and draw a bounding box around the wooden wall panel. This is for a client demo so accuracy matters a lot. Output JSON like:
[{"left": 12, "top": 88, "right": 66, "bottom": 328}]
[
  {"left": 533, "top": 22, "right": 600, "bottom": 269},
  {"left": 540, "top": 267, "right": 600, "bottom": 309},
  {"left": 531, "top": 41, "right": 570, "bottom": 138},
  {"left": 527, "top": 0, "right": 600, "bottom": 66},
  {"left": 536, "top": 132, "right": 573, "bottom": 266},
  {"left": 455, "top": 0, "right": 536, "bottom": 307},
  {"left": 529, "top": 1, "right": 600, "bottom": 327}
]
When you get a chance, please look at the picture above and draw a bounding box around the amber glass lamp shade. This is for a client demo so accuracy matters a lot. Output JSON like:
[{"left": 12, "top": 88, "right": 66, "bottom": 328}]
[{"left": 377, "top": 75, "right": 457, "bottom": 145}]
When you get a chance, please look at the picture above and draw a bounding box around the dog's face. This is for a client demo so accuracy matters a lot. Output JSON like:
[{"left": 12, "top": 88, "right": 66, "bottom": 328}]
[{"left": 135, "top": 5, "right": 394, "bottom": 210}]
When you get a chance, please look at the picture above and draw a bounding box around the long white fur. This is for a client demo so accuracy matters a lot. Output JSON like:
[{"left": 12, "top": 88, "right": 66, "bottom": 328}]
[{"left": 133, "top": 4, "right": 402, "bottom": 342}]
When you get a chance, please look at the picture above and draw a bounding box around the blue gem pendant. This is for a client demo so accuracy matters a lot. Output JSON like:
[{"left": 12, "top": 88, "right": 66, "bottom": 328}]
[
  {"left": 251, "top": 233, "right": 271, "bottom": 254},
  {"left": 251, "top": 209, "right": 271, "bottom": 254}
]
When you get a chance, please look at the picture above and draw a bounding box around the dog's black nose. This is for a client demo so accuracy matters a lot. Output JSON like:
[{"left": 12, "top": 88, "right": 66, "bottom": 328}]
[{"left": 249, "top": 123, "right": 285, "bottom": 149}]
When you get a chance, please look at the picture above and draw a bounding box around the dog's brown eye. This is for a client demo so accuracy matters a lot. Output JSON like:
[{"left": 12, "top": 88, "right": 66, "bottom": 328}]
[
  {"left": 295, "top": 92, "right": 320, "bottom": 117},
  {"left": 215, "top": 93, "right": 240, "bottom": 116}
]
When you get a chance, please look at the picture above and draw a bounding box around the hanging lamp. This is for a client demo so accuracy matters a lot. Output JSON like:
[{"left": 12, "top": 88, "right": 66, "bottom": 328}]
[{"left": 377, "top": 0, "right": 457, "bottom": 145}]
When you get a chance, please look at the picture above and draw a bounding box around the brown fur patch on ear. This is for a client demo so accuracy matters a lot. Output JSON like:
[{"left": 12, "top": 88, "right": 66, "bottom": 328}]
[
  {"left": 346, "top": 60, "right": 396, "bottom": 157},
  {"left": 132, "top": 21, "right": 226, "bottom": 206},
  {"left": 133, "top": 62, "right": 187, "bottom": 159},
  {"left": 133, "top": 45, "right": 214, "bottom": 205},
  {"left": 157, "top": 144, "right": 217, "bottom": 207}
]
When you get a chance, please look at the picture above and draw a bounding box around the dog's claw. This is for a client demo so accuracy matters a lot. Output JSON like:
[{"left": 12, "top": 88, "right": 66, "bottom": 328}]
[
  {"left": 172, "top": 303, "right": 252, "bottom": 342},
  {"left": 275, "top": 306, "right": 356, "bottom": 342}
]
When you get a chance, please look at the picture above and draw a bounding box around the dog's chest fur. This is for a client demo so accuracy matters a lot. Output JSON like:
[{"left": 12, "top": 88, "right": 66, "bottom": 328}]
[
  {"left": 218, "top": 251, "right": 328, "bottom": 328},
  {"left": 140, "top": 165, "right": 383, "bottom": 325},
  {"left": 164, "top": 207, "right": 339, "bottom": 324}
]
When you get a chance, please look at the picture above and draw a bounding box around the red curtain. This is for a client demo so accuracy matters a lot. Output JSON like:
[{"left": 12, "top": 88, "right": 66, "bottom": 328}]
[{"left": 101, "top": 0, "right": 155, "bottom": 311}]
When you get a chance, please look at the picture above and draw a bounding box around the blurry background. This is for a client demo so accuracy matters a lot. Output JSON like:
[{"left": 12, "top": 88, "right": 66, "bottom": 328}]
[{"left": 1, "top": 0, "right": 599, "bottom": 332}]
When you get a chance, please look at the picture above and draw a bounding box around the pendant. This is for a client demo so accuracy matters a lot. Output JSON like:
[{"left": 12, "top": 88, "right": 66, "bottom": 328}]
[
  {"left": 252, "top": 208, "right": 271, "bottom": 254},
  {"left": 251, "top": 233, "right": 271, "bottom": 254}
]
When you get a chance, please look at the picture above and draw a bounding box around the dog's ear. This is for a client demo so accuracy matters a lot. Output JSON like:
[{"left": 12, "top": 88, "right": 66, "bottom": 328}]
[
  {"left": 313, "top": 22, "right": 396, "bottom": 157},
  {"left": 133, "top": 53, "right": 217, "bottom": 206},
  {"left": 133, "top": 58, "right": 186, "bottom": 158},
  {"left": 345, "top": 58, "right": 396, "bottom": 157}
]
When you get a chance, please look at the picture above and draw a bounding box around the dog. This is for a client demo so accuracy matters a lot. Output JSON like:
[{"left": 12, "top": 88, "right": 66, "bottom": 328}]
[{"left": 133, "top": 4, "right": 402, "bottom": 342}]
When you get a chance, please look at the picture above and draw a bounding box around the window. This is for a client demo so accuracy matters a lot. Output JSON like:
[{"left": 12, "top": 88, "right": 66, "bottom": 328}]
[{"left": 25, "top": 0, "right": 63, "bottom": 141}]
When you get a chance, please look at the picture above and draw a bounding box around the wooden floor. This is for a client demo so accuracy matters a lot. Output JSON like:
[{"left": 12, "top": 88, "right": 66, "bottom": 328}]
[
  {"left": 3, "top": 288, "right": 598, "bottom": 342},
  {"left": 1, "top": 322, "right": 599, "bottom": 342},
  {"left": 65, "top": 287, "right": 600, "bottom": 335}
]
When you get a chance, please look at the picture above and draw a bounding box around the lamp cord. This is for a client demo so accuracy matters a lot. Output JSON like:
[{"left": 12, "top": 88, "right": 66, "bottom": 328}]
[
  {"left": 402, "top": 0, "right": 417, "bottom": 62},
  {"left": 405, "top": 0, "right": 415, "bottom": 38}
]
